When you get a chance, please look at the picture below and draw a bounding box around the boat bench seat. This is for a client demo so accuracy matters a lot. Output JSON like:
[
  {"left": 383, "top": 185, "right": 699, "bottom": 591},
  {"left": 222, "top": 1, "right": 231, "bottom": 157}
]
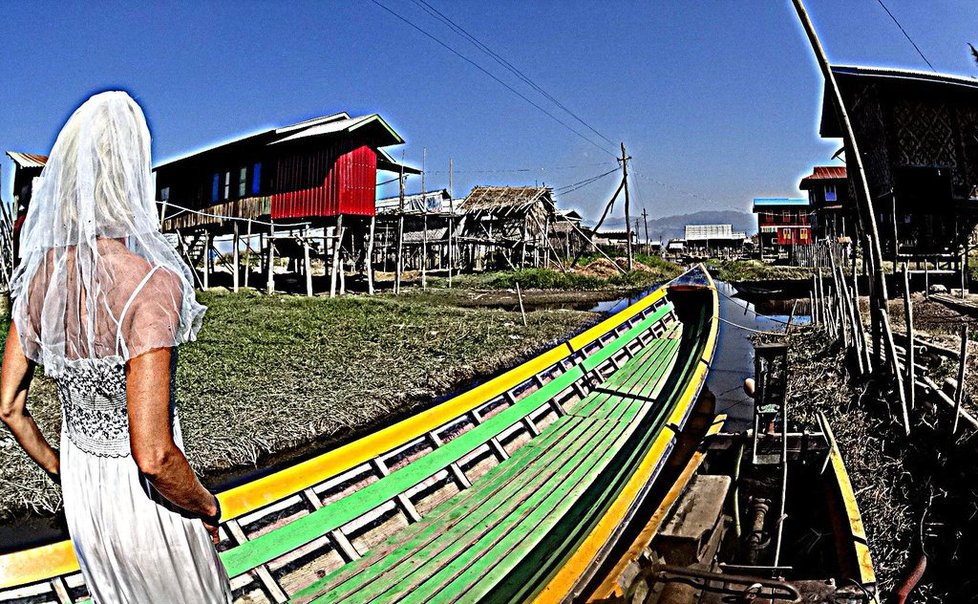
[
  {"left": 285, "top": 316, "right": 685, "bottom": 603},
  {"left": 221, "top": 303, "right": 676, "bottom": 601}
]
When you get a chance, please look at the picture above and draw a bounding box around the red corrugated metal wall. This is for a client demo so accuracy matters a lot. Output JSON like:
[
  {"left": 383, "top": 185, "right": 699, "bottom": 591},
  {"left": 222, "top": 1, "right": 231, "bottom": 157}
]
[{"left": 271, "top": 144, "right": 377, "bottom": 219}]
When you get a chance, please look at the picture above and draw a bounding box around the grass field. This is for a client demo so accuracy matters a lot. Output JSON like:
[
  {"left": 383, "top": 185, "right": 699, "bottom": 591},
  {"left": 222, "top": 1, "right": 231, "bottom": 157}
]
[{"left": 0, "top": 282, "right": 610, "bottom": 519}]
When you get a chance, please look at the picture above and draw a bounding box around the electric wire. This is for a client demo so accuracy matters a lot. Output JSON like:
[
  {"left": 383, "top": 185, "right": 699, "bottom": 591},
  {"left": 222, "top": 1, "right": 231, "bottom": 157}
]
[
  {"left": 554, "top": 167, "right": 620, "bottom": 195},
  {"left": 368, "top": 0, "right": 618, "bottom": 158},
  {"left": 874, "top": 0, "right": 936, "bottom": 72},
  {"left": 410, "top": 0, "right": 616, "bottom": 148}
]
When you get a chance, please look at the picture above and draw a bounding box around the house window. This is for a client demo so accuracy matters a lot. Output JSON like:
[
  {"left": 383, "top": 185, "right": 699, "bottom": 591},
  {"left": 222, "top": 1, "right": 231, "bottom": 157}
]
[
  {"left": 223, "top": 171, "right": 231, "bottom": 200},
  {"left": 160, "top": 186, "right": 170, "bottom": 202},
  {"left": 825, "top": 184, "right": 837, "bottom": 202},
  {"left": 239, "top": 167, "right": 247, "bottom": 197},
  {"left": 782, "top": 210, "right": 791, "bottom": 223},
  {"left": 800, "top": 229, "right": 808, "bottom": 240},
  {"left": 252, "top": 162, "right": 262, "bottom": 195},
  {"left": 212, "top": 174, "right": 220, "bottom": 203}
]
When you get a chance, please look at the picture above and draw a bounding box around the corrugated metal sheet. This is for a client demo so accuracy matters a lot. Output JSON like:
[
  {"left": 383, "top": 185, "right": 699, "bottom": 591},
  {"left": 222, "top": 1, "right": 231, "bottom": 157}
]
[
  {"left": 272, "top": 144, "right": 377, "bottom": 219},
  {"left": 752, "top": 197, "right": 808, "bottom": 208},
  {"left": 799, "top": 166, "right": 847, "bottom": 189},
  {"left": 5, "top": 152, "right": 48, "bottom": 169}
]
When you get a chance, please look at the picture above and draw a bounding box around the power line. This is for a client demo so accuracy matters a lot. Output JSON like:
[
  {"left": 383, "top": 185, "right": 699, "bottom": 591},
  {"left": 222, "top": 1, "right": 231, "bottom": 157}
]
[
  {"left": 410, "top": 0, "right": 616, "bottom": 148},
  {"left": 874, "top": 0, "right": 936, "bottom": 72},
  {"left": 426, "top": 161, "right": 615, "bottom": 175},
  {"left": 554, "top": 167, "right": 620, "bottom": 195},
  {"left": 368, "top": 0, "right": 618, "bottom": 158}
]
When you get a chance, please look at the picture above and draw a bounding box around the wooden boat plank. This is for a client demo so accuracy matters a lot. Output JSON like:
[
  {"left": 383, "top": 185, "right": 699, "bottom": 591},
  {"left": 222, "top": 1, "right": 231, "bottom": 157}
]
[
  {"left": 599, "top": 337, "right": 670, "bottom": 392},
  {"left": 304, "top": 415, "right": 629, "bottom": 603},
  {"left": 407, "top": 401, "right": 652, "bottom": 604},
  {"left": 605, "top": 335, "right": 682, "bottom": 400},
  {"left": 220, "top": 358, "right": 589, "bottom": 578},
  {"left": 580, "top": 304, "right": 675, "bottom": 372},
  {"left": 290, "top": 411, "right": 597, "bottom": 602}
]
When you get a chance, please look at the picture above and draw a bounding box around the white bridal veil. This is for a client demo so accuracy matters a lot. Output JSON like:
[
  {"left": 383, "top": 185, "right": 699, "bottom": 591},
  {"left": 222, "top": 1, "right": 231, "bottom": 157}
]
[{"left": 10, "top": 91, "right": 205, "bottom": 377}]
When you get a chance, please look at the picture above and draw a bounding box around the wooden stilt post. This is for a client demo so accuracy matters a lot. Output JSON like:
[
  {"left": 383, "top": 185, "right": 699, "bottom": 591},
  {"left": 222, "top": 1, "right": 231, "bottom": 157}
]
[
  {"left": 962, "top": 251, "right": 967, "bottom": 299},
  {"left": 303, "top": 227, "right": 313, "bottom": 297},
  {"left": 953, "top": 325, "right": 970, "bottom": 435},
  {"left": 202, "top": 231, "right": 211, "bottom": 290},
  {"left": 244, "top": 220, "right": 252, "bottom": 289},
  {"left": 232, "top": 221, "right": 240, "bottom": 293},
  {"left": 330, "top": 216, "right": 343, "bottom": 298},
  {"left": 902, "top": 264, "right": 915, "bottom": 409},
  {"left": 366, "top": 216, "right": 376, "bottom": 295},
  {"left": 924, "top": 261, "right": 930, "bottom": 299},
  {"left": 266, "top": 223, "right": 275, "bottom": 295},
  {"left": 853, "top": 254, "right": 872, "bottom": 371}
]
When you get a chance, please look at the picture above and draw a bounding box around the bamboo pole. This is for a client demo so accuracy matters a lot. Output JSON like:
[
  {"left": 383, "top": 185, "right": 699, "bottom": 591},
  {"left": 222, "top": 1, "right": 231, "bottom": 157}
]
[
  {"left": 953, "top": 325, "right": 970, "bottom": 435},
  {"left": 395, "top": 160, "right": 405, "bottom": 294},
  {"left": 882, "top": 309, "right": 911, "bottom": 435},
  {"left": 902, "top": 264, "right": 915, "bottom": 409},
  {"left": 853, "top": 256, "right": 872, "bottom": 371},
  {"left": 516, "top": 282, "right": 527, "bottom": 328}
]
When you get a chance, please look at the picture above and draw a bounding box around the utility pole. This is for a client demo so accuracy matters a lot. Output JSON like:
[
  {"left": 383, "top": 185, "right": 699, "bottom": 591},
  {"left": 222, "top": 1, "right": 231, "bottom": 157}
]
[
  {"left": 621, "top": 142, "right": 633, "bottom": 271},
  {"left": 642, "top": 208, "right": 650, "bottom": 256},
  {"left": 448, "top": 157, "right": 454, "bottom": 287},
  {"left": 421, "top": 147, "right": 427, "bottom": 290}
]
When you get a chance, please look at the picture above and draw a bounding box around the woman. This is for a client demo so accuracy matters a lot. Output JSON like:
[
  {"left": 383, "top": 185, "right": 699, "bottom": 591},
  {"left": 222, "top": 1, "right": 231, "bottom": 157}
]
[{"left": 0, "top": 92, "right": 232, "bottom": 603}]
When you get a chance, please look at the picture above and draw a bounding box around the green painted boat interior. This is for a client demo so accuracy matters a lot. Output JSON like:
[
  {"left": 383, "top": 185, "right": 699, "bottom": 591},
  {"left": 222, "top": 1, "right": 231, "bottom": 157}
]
[{"left": 255, "top": 286, "right": 716, "bottom": 603}]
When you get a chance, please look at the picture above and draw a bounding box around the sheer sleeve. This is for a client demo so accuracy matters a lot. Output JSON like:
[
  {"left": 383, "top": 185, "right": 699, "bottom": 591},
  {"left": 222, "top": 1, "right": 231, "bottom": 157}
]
[{"left": 118, "top": 266, "right": 203, "bottom": 361}]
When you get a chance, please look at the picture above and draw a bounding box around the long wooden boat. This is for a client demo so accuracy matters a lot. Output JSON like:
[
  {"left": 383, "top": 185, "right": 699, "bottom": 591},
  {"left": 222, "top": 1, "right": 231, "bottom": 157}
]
[
  {"left": 587, "top": 409, "right": 878, "bottom": 603},
  {"left": 0, "top": 265, "right": 719, "bottom": 603}
]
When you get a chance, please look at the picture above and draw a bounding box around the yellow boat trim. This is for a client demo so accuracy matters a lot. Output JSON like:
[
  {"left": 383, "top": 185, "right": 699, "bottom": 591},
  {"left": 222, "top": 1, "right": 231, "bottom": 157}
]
[
  {"left": 589, "top": 414, "right": 726, "bottom": 601},
  {"left": 0, "top": 281, "right": 674, "bottom": 589},
  {"left": 828, "top": 436, "right": 877, "bottom": 588},
  {"left": 0, "top": 541, "right": 77, "bottom": 590},
  {"left": 568, "top": 288, "right": 665, "bottom": 351},
  {"left": 532, "top": 282, "right": 718, "bottom": 603}
]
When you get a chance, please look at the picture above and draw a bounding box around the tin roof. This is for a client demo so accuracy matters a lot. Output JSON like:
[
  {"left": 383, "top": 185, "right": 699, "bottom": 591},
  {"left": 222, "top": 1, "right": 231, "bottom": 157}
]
[
  {"left": 752, "top": 197, "right": 808, "bottom": 208},
  {"left": 5, "top": 151, "right": 47, "bottom": 169},
  {"left": 799, "top": 166, "right": 847, "bottom": 189},
  {"left": 156, "top": 111, "right": 407, "bottom": 170}
]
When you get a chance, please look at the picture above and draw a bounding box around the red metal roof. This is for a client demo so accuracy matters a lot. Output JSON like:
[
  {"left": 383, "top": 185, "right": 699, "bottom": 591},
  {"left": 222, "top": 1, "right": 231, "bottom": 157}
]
[{"left": 799, "top": 165, "right": 847, "bottom": 189}]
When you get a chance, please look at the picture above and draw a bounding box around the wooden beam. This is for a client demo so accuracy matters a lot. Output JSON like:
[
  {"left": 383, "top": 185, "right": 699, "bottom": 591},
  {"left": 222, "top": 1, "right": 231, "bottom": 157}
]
[{"left": 232, "top": 221, "right": 240, "bottom": 293}]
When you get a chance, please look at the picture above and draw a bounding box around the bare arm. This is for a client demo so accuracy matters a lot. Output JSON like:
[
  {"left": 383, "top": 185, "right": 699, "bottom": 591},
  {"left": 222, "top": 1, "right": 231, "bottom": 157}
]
[
  {"left": 126, "top": 347, "right": 220, "bottom": 539},
  {"left": 0, "top": 323, "right": 59, "bottom": 480}
]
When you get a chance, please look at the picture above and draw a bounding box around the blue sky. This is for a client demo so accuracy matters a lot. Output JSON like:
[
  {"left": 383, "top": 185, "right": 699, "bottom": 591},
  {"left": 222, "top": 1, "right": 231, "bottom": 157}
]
[{"left": 2, "top": 1, "right": 976, "bottom": 222}]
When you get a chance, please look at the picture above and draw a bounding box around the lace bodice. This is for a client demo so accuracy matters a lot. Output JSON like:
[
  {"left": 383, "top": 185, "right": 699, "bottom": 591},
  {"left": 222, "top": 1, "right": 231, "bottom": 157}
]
[{"left": 55, "top": 361, "right": 131, "bottom": 457}]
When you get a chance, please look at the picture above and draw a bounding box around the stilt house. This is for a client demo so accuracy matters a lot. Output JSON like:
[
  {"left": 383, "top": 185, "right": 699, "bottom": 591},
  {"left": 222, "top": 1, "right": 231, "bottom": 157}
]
[
  {"left": 819, "top": 66, "right": 978, "bottom": 270},
  {"left": 457, "top": 186, "right": 561, "bottom": 270},
  {"left": 153, "top": 112, "right": 417, "bottom": 294},
  {"left": 799, "top": 166, "right": 854, "bottom": 242}
]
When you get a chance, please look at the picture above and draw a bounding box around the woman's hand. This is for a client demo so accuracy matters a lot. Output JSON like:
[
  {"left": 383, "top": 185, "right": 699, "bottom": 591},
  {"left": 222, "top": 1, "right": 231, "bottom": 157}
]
[{"left": 201, "top": 493, "right": 222, "bottom": 545}]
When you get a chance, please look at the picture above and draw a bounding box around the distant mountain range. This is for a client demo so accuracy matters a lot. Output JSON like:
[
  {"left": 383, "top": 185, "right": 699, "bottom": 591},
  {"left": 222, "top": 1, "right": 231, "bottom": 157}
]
[{"left": 597, "top": 209, "right": 756, "bottom": 241}]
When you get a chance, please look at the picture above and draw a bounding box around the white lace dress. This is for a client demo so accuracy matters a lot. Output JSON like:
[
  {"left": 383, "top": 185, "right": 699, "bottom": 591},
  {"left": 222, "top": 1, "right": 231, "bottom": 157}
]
[{"left": 56, "top": 360, "right": 232, "bottom": 604}]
